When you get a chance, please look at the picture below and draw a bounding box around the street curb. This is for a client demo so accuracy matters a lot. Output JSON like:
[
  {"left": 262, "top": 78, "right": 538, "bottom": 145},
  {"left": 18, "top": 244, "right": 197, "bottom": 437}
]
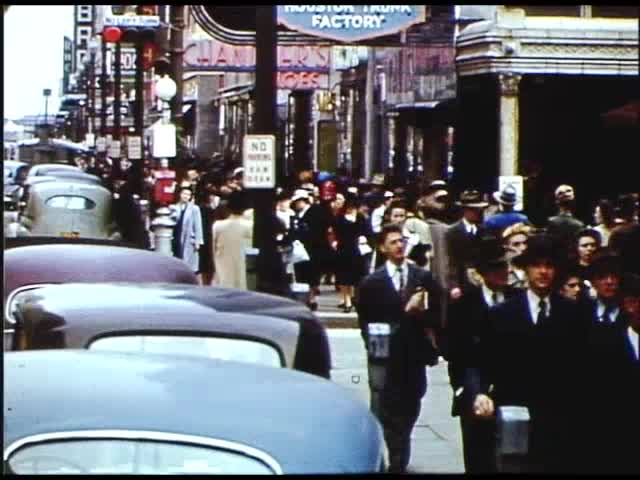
[{"left": 315, "top": 312, "right": 358, "bottom": 329}]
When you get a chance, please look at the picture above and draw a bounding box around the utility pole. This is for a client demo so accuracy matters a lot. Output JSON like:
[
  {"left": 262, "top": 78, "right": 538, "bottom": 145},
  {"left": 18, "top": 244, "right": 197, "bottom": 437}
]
[
  {"left": 169, "top": 5, "right": 185, "bottom": 131},
  {"left": 100, "top": 37, "right": 108, "bottom": 137},
  {"left": 113, "top": 41, "right": 122, "bottom": 173},
  {"left": 253, "top": 5, "right": 288, "bottom": 296},
  {"left": 364, "top": 46, "right": 376, "bottom": 180}
]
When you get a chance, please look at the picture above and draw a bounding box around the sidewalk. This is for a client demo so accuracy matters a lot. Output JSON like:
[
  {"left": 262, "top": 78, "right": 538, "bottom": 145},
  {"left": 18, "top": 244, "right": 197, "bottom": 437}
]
[{"left": 313, "top": 283, "right": 359, "bottom": 329}]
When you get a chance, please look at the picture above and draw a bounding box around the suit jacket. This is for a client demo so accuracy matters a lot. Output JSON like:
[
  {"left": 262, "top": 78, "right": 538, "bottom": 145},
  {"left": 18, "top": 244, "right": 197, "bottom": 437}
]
[
  {"left": 465, "top": 291, "right": 590, "bottom": 472},
  {"left": 582, "top": 317, "right": 640, "bottom": 474},
  {"left": 445, "top": 285, "right": 518, "bottom": 416},
  {"left": 357, "top": 264, "right": 442, "bottom": 401},
  {"left": 445, "top": 220, "right": 486, "bottom": 291}
]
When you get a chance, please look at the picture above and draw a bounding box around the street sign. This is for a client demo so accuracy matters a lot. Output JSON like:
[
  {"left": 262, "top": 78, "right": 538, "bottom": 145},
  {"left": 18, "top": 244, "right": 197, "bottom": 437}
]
[
  {"left": 499, "top": 175, "right": 525, "bottom": 212},
  {"left": 104, "top": 15, "right": 160, "bottom": 28},
  {"left": 127, "top": 136, "right": 142, "bottom": 159},
  {"left": 109, "top": 140, "right": 122, "bottom": 158},
  {"left": 243, "top": 135, "right": 276, "bottom": 189}
]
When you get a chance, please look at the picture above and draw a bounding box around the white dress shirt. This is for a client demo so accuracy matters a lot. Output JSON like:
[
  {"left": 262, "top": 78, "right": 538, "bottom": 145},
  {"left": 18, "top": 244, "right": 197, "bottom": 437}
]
[
  {"left": 462, "top": 218, "right": 477, "bottom": 235},
  {"left": 386, "top": 260, "right": 408, "bottom": 292},
  {"left": 482, "top": 285, "right": 504, "bottom": 307},
  {"left": 526, "top": 290, "right": 551, "bottom": 325},
  {"left": 596, "top": 301, "right": 620, "bottom": 323},
  {"left": 628, "top": 327, "right": 640, "bottom": 360}
]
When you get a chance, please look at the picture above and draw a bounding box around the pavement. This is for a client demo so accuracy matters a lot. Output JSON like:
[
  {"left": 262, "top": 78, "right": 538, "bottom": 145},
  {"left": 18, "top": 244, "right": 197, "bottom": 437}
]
[{"left": 313, "top": 283, "right": 465, "bottom": 474}]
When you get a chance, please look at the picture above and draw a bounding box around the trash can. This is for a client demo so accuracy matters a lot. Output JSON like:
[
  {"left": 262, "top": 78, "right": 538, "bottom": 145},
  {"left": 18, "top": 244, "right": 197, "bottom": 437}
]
[
  {"left": 495, "top": 405, "right": 531, "bottom": 473},
  {"left": 245, "top": 247, "right": 259, "bottom": 291}
]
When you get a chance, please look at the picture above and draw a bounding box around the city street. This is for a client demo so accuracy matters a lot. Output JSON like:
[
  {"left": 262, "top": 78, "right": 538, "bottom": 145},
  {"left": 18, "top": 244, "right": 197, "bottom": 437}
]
[{"left": 327, "top": 328, "right": 464, "bottom": 474}]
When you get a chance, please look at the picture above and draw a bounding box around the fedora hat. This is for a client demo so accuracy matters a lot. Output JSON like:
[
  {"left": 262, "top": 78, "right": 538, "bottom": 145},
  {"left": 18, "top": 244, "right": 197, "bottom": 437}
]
[
  {"left": 493, "top": 184, "right": 518, "bottom": 206},
  {"left": 589, "top": 249, "right": 622, "bottom": 280},
  {"left": 512, "top": 234, "right": 561, "bottom": 268},
  {"left": 456, "top": 190, "right": 489, "bottom": 208},
  {"left": 474, "top": 236, "right": 509, "bottom": 271}
]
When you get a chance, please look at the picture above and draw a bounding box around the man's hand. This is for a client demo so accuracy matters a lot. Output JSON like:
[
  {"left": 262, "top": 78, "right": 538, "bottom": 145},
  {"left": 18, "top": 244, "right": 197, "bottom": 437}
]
[{"left": 473, "top": 394, "right": 495, "bottom": 419}]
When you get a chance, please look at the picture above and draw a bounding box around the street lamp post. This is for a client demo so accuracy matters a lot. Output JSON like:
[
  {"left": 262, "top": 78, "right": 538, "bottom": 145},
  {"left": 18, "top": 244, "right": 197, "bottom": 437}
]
[
  {"left": 150, "top": 74, "right": 178, "bottom": 257},
  {"left": 42, "top": 88, "right": 52, "bottom": 126}
]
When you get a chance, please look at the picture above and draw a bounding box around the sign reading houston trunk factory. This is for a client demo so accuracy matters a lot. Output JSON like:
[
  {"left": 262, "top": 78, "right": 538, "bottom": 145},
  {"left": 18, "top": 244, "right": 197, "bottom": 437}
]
[{"left": 277, "top": 5, "right": 426, "bottom": 42}]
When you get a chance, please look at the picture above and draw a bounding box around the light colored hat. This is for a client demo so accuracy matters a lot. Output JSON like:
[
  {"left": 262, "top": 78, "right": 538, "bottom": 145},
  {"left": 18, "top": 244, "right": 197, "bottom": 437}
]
[
  {"left": 291, "top": 189, "right": 311, "bottom": 203},
  {"left": 493, "top": 184, "right": 518, "bottom": 205},
  {"left": 384, "top": 190, "right": 394, "bottom": 199}
]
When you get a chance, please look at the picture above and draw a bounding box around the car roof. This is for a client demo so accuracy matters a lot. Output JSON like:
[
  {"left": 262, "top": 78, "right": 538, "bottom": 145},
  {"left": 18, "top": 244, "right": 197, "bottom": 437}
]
[
  {"left": 4, "top": 245, "right": 198, "bottom": 298},
  {"left": 17, "top": 283, "right": 301, "bottom": 368},
  {"left": 28, "top": 163, "right": 81, "bottom": 174},
  {"left": 28, "top": 180, "right": 110, "bottom": 196},
  {"left": 4, "top": 350, "right": 383, "bottom": 474},
  {"left": 14, "top": 282, "right": 329, "bottom": 376}
]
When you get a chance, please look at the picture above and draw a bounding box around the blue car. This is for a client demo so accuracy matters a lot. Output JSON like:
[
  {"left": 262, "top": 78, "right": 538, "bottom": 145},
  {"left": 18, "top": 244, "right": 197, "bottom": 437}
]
[{"left": 4, "top": 350, "right": 385, "bottom": 474}]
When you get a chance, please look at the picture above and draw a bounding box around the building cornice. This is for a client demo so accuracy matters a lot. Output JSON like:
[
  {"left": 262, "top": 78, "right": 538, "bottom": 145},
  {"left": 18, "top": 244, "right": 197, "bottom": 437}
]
[{"left": 456, "top": 10, "right": 639, "bottom": 77}]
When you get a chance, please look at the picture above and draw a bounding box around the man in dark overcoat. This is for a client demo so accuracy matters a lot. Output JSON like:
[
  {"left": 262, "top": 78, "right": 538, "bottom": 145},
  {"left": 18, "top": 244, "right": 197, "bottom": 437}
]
[
  {"left": 444, "top": 237, "right": 518, "bottom": 473},
  {"left": 582, "top": 273, "right": 640, "bottom": 474},
  {"left": 465, "top": 234, "right": 590, "bottom": 473},
  {"left": 357, "top": 223, "right": 442, "bottom": 473}
]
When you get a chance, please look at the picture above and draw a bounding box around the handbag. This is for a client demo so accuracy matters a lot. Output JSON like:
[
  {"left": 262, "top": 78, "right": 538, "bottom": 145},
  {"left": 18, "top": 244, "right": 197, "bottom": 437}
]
[{"left": 291, "top": 239, "right": 310, "bottom": 264}]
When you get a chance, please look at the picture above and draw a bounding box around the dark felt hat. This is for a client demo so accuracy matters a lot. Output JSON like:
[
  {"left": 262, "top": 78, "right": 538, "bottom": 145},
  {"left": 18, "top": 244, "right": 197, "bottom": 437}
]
[
  {"left": 512, "top": 234, "right": 560, "bottom": 268},
  {"left": 589, "top": 250, "right": 623, "bottom": 279},
  {"left": 475, "top": 236, "right": 510, "bottom": 271},
  {"left": 456, "top": 190, "right": 489, "bottom": 208}
]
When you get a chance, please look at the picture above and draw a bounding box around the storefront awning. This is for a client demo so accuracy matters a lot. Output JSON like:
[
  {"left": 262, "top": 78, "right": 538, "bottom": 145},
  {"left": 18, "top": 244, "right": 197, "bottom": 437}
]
[{"left": 212, "top": 84, "right": 254, "bottom": 102}]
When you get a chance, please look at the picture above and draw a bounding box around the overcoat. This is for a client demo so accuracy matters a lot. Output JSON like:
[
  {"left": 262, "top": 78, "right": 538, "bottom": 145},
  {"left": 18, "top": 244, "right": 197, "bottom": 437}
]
[
  {"left": 212, "top": 214, "right": 253, "bottom": 289},
  {"left": 170, "top": 202, "right": 204, "bottom": 272}
]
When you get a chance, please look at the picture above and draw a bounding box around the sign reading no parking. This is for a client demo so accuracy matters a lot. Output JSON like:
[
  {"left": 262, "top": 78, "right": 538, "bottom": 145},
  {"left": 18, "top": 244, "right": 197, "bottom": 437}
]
[{"left": 243, "top": 135, "right": 276, "bottom": 189}]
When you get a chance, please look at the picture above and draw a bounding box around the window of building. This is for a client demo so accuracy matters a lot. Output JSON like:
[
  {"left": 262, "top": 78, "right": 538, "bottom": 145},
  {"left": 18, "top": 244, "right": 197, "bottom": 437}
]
[{"left": 77, "top": 5, "right": 92, "bottom": 22}]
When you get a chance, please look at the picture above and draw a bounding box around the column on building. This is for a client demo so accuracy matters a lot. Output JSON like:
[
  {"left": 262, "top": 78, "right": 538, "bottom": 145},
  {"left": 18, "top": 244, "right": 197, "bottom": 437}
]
[{"left": 497, "top": 73, "right": 522, "bottom": 177}]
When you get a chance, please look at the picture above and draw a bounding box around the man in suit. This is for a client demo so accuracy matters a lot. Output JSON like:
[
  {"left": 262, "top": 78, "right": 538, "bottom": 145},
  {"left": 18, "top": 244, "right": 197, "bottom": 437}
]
[
  {"left": 445, "top": 190, "right": 489, "bottom": 298},
  {"left": 582, "top": 249, "right": 624, "bottom": 330},
  {"left": 445, "top": 237, "right": 516, "bottom": 473},
  {"left": 466, "top": 234, "right": 589, "bottom": 473},
  {"left": 357, "top": 223, "right": 442, "bottom": 473},
  {"left": 546, "top": 184, "right": 584, "bottom": 256},
  {"left": 583, "top": 273, "right": 640, "bottom": 474}
]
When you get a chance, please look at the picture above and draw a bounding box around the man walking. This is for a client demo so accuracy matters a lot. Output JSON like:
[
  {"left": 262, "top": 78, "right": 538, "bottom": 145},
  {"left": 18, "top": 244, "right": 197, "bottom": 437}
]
[
  {"left": 357, "top": 224, "right": 442, "bottom": 473},
  {"left": 465, "top": 234, "right": 589, "bottom": 472}
]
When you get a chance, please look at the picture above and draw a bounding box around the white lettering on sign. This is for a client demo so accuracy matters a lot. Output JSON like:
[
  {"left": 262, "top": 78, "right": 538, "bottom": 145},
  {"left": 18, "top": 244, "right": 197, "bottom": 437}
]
[{"left": 243, "top": 135, "right": 276, "bottom": 189}]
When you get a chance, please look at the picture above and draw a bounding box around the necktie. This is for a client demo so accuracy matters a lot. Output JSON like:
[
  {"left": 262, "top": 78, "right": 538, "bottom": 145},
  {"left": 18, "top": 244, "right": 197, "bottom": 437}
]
[
  {"left": 397, "top": 266, "right": 404, "bottom": 292},
  {"left": 537, "top": 299, "right": 548, "bottom": 325},
  {"left": 492, "top": 292, "right": 499, "bottom": 307},
  {"left": 602, "top": 305, "right": 615, "bottom": 324}
]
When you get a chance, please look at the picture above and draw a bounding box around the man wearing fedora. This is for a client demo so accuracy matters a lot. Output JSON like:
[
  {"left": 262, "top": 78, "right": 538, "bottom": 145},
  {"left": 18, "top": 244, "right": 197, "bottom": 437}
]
[
  {"left": 484, "top": 184, "right": 530, "bottom": 234},
  {"left": 581, "top": 272, "right": 640, "bottom": 474},
  {"left": 445, "top": 190, "right": 489, "bottom": 298},
  {"left": 445, "top": 236, "right": 518, "bottom": 473},
  {"left": 465, "top": 234, "right": 589, "bottom": 472}
]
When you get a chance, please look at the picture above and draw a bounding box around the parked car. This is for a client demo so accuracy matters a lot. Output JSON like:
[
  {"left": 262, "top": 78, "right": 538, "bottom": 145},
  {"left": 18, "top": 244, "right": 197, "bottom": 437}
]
[
  {"left": 4, "top": 243, "right": 198, "bottom": 349},
  {"left": 4, "top": 350, "right": 385, "bottom": 474},
  {"left": 8, "top": 282, "right": 331, "bottom": 378},
  {"left": 4, "top": 160, "right": 29, "bottom": 186},
  {"left": 15, "top": 180, "right": 119, "bottom": 239},
  {"left": 26, "top": 163, "right": 81, "bottom": 177}
]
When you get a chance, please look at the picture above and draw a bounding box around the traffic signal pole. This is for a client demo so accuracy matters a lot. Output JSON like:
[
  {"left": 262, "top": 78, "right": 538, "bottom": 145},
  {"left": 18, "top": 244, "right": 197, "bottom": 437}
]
[{"left": 253, "top": 5, "right": 288, "bottom": 296}]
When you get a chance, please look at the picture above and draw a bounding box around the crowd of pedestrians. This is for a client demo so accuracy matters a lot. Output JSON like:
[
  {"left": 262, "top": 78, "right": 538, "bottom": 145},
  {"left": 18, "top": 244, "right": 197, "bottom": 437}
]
[{"left": 88, "top": 152, "right": 639, "bottom": 474}]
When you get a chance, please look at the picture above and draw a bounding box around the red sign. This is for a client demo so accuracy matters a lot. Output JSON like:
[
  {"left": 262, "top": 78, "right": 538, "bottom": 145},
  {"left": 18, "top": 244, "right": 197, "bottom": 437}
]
[
  {"left": 277, "top": 71, "right": 328, "bottom": 90},
  {"left": 142, "top": 43, "right": 158, "bottom": 71},
  {"left": 184, "top": 38, "right": 330, "bottom": 72}
]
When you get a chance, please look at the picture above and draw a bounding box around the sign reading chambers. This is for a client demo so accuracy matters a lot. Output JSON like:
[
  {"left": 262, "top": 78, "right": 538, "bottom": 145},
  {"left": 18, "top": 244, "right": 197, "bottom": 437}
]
[
  {"left": 277, "top": 5, "right": 426, "bottom": 42},
  {"left": 243, "top": 135, "right": 276, "bottom": 189}
]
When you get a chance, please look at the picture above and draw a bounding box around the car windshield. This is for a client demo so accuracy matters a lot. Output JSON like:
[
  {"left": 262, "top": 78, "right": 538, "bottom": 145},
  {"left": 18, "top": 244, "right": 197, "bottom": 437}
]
[
  {"left": 7, "top": 438, "right": 275, "bottom": 474},
  {"left": 89, "top": 335, "right": 283, "bottom": 368},
  {"left": 45, "top": 195, "right": 96, "bottom": 210}
]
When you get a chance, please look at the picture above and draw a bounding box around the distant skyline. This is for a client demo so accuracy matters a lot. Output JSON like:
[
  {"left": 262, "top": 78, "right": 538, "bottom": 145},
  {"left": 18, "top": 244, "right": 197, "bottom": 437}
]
[{"left": 3, "top": 5, "right": 75, "bottom": 120}]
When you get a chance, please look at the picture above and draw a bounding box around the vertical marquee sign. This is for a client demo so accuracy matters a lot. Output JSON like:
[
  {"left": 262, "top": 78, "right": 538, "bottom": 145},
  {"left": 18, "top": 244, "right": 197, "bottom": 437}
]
[{"left": 276, "top": 5, "right": 427, "bottom": 42}]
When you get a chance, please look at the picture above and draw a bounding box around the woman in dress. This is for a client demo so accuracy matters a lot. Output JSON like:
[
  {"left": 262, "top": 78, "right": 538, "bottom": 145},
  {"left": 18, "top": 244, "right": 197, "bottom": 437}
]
[{"left": 334, "top": 194, "right": 369, "bottom": 312}]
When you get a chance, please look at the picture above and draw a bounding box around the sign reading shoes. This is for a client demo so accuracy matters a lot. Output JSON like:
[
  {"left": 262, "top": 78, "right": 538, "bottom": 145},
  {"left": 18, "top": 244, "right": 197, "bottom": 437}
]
[
  {"left": 243, "top": 135, "right": 276, "bottom": 189},
  {"left": 277, "top": 5, "right": 427, "bottom": 42}
]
